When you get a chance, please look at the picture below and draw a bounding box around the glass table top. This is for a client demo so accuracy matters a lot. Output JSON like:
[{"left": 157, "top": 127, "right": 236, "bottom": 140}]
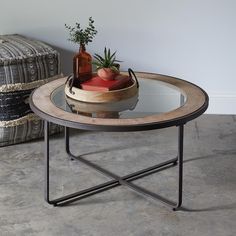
[{"left": 51, "top": 78, "right": 184, "bottom": 119}]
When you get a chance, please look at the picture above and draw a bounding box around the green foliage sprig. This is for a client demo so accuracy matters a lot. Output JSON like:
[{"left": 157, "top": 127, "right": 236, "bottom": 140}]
[{"left": 65, "top": 17, "right": 97, "bottom": 46}]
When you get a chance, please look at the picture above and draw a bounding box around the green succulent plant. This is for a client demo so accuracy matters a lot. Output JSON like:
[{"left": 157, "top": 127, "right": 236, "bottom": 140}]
[
  {"left": 93, "top": 47, "right": 122, "bottom": 72},
  {"left": 65, "top": 17, "right": 97, "bottom": 46}
]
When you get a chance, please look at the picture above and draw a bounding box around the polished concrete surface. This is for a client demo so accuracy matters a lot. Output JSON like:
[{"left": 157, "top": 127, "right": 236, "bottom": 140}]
[{"left": 0, "top": 114, "right": 236, "bottom": 236}]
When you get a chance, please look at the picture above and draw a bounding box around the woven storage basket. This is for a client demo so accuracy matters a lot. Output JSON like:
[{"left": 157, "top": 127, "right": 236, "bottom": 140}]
[
  {"left": 0, "top": 89, "right": 32, "bottom": 120},
  {"left": 0, "top": 34, "right": 62, "bottom": 146}
]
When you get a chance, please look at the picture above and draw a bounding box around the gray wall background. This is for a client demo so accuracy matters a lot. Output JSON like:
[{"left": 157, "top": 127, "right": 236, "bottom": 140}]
[{"left": 1, "top": 0, "right": 235, "bottom": 114}]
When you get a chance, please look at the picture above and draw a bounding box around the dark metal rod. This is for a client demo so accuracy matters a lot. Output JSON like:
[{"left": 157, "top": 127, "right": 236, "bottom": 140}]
[
  {"left": 173, "top": 125, "right": 184, "bottom": 211},
  {"left": 117, "top": 177, "right": 176, "bottom": 207},
  {"left": 70, "top": 153, "right": 177, "bottom": 207},
  {"left": 117, "top": 157, "right": 177, "bottom": 182},
  {"left": 47, "top": 125, "right": 184, "bottom": 209},
  {"left": 51, "top": 155, "right": 177, "bottom": 204},
  {"left": 65, "top": 127, "right": 74, "bottom": 161},
  {"left": 44, "top": 120, "right": 50, "bottom": 203},
  {"left": 56, "top": 164, "right": 176, "bottom": 206},
  {"left": 126, "top": 163, "right": 175, "bottom": 182},
  {"left": 71, "top": 153, "right": 177, "bottom": 184},
  {"left": 47, "top": 127, "right": 177, "bottom": 205},
  {"left": 55, "top": 183, "right": 119, "bottom": 206},
  {"left": 51, "top": 178, "right": 118, "bottom": 204},
  {"left": 65, "top": 126, "right": 70, "bottom": 154}
]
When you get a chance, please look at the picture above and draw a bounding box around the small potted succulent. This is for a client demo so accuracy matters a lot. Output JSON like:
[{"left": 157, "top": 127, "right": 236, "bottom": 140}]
[{"left": 93, "top": 47, "right": 122, "bottom": 80}]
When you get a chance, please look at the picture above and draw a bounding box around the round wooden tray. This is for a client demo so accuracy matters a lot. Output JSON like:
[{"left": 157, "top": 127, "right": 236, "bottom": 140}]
[{"left": 65, "top": 78, "right": 138, "bottom": 103}]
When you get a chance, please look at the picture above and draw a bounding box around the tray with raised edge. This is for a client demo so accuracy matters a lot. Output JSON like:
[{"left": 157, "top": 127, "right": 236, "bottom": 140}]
[{"left": 65, "top": 71, "right": 139, "bottom": 103}]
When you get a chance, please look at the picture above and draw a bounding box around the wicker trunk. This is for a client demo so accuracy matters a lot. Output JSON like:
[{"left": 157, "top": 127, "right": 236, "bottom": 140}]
[{"left": 0, "top": 34, "right": 62, "bottom": 146}]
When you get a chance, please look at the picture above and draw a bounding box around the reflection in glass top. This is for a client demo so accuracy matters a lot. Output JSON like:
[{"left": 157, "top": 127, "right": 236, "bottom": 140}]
[{"left": 51, "top": 78, "right": 185, "bottom": 119}]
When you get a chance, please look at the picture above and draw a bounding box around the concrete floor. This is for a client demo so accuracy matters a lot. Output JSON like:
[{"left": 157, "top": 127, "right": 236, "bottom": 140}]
[{"left": 0, "top": 114, "right": 235, "bottom": 236}]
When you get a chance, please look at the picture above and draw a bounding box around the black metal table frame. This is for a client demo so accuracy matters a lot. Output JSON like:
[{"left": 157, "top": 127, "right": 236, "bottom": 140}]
[
  {"left": 29, "top": 74, "right": 209, "bottom": 211},
  {"left": 44, "top": 121, "right": 184, "bottom": 211}
]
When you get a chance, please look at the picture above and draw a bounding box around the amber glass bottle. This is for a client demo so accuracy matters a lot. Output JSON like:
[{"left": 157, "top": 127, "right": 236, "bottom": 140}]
[{"left": 73, "top": 44, "right": 92, "bottom": 81}]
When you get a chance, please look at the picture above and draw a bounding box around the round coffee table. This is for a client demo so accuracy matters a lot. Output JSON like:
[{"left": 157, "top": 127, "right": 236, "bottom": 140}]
[{"left": 30, "top": 72, "right": 208, "bottom": 210}]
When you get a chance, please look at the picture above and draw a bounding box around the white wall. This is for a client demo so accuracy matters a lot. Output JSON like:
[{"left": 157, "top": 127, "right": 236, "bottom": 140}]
[{"left": 1, "top": 0, "right": 236, "bottom": 114}]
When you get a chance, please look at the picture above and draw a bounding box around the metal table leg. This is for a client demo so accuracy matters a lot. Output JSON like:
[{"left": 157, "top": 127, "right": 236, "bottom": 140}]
[
  {"left": 44, "top": 120, "right": 52, "bottom": 204},
  {"left": 173, "top": 125, "right": 184, "bottom": 211},
  {"left": 44, "top": 121, "right": 184, "bottom": 210}
]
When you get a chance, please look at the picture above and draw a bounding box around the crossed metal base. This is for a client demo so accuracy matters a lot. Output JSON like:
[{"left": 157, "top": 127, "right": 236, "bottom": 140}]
[{"left": 44, "top": 121, "right": 184, "bottom": 211}]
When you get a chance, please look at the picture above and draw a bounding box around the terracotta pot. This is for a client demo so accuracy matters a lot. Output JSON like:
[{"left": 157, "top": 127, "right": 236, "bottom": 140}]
[{"left": 97, "top": 68, "right": 119, "bottom": 80}]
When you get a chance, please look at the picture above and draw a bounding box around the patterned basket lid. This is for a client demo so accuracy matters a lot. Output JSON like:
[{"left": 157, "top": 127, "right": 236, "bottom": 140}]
[
  {"left": 0, "top": 34, "right": 58, "bottom": 65},
  {"left": 0, "top": 34, "right": 61, "bottom": 90}
]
